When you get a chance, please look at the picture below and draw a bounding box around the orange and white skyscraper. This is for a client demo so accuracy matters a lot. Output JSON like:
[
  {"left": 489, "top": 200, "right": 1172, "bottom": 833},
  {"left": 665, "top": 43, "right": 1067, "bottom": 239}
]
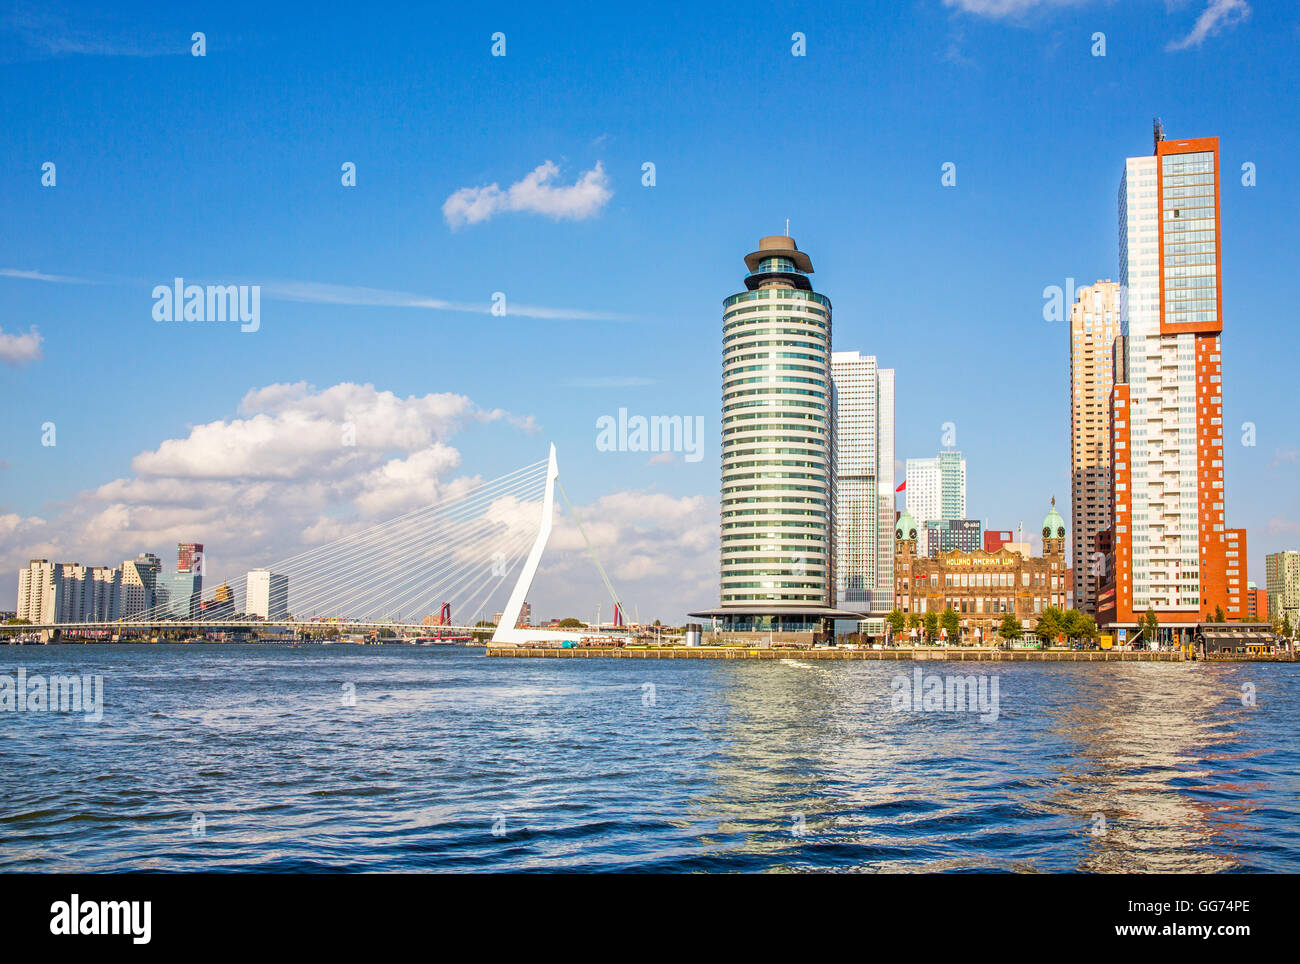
[{"left": 1099, "top": 122, "right": 1246, "bottom": 634}]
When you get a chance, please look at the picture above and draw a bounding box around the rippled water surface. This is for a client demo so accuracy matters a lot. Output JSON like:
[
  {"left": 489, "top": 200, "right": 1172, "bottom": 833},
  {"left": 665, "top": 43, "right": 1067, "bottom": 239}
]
[{"left": 2, "top": 645, "right": 1298, "bottom": 872}]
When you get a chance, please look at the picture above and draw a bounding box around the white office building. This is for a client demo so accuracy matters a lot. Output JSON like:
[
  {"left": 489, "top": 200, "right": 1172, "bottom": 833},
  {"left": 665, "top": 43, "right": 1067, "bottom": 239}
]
[
  {"left": 831, "top": 351, "right": 895, "bottom": 614},
  {"left": 246, "top": 569, "right": 290, "bottom": 620},
  {"left": 905, "top": 451, "right": 966, "bottom": 556}
]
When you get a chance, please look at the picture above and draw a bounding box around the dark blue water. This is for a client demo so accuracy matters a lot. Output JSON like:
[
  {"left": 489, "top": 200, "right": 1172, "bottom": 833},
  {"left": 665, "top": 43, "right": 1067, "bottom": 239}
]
[{"left": 2, "top": 645, "right": 1297, "bottom": 872}]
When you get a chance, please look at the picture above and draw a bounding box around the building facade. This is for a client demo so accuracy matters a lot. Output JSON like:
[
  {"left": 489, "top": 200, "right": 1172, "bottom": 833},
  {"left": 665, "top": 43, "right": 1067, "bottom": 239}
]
[
  {"left": 88, "top": 566, "right": 121, "bottom": 622},
  {"left": 893, "top": 502, "right": 1071, "bottom": 641},
  {"left": 905, "top": 451, "right": 966, "bottom": 556},
  {"left": 1266, "top": 551, "right": 1300, "bottom": 627},
  {"left": 692, "top": 234, "right": 854, "bottom": 640},
  {"left": 1245, "top": 582, "right": 1267, "bottom": 621},
  {"left": 158, "top": 571, "right": 201, "bottom": 619},
  {"left": 177, "top": 542, "right": 204, "bottom": 574},
  {"left": 984, "top": 530, "right": 1013, "bottom": 553},
  {"left": 831, "top": 350, "right": 895, "bottom": 614},
  {"left": 1070, "top": 280, "right": 1122, "bottom": 614},
  {"left": 16, "top": 560, "right": 64, "bottom": 624},
  {"left": 17, "top": 552, "right": 169, "bottom": 624},
  {"left": 1099, "top": 125, "right": 1245, "bottom": 630},
  {"left": 926, "top": 518, "right": 981, "bottom": 556},
  {"left": 246, "top": 569, "right": 290, "bottom": 620},
  {"left": 121, "top": 553, "right": 161, "bottom": 618}
]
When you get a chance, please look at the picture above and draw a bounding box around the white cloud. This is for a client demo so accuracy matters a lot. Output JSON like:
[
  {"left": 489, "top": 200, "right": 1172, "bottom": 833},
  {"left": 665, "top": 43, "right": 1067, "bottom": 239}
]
[
  {"left": 261, "top": 278, "right": 627, "bottom": 322},
  {"left": 1268, "top": 447, "right": 1300, "bottom": 471},
  {"left": 942, "top": 0, "right": 1086, "bottom": 16},
  {"left": 1167, "top": 0, "right": 1250, "bottom": 50},
  {"left": 129, "top": 382, "right": 492, "bottom": 490},
  {"left": 1265, "top": 515, "right": 1300, "bottom": 538},
  {"left": 1, "top": 6, "right": 180, "bottom": 61},
  {"left": 0, "top": 267, "right": 91, "bottom": 283},
  {"left": 0, "top": 325, "right": 43, "bottom": 365},
  {"left": 944, "top": 0, "right": 1250, "bottom": 51},
  {"left": 563, "top": 376, "right": 657, "bottom": 388},
  {"left": 442, "top": 160, "right": 612, "bottom": 229},
  {"left": 536, "top": 489, "right": 718, "bottom": 621}
]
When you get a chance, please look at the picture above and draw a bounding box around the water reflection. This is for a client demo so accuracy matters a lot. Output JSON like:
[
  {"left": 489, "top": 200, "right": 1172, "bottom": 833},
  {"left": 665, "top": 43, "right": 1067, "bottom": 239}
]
[{"left": 693, "top": 661, "right": 1298, "bottom": 872}]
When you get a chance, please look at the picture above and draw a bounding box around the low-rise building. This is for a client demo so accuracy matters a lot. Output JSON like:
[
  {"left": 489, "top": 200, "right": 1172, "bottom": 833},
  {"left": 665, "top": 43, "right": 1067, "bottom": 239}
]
[
  {"left": 983, "top": 530, "right": 1013, "bottom": 553},
  {"left": 893, "top": 501, "right": 1071, "bottom": 642}
]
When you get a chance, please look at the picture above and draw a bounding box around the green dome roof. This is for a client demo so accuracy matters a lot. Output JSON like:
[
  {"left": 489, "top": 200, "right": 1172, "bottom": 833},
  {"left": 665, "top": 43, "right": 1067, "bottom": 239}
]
[
  {"left": 1042, "top": 498, "right": 1066, "bottom": 540},
  {"left": 895, "top": 509, "right": 918, "bottom": 541}
]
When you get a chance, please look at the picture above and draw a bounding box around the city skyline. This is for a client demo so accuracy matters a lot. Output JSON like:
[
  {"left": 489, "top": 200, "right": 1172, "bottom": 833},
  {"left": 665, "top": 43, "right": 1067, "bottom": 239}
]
[{"left": 3, "top": 4, "right": 1297, "bottom": 625}]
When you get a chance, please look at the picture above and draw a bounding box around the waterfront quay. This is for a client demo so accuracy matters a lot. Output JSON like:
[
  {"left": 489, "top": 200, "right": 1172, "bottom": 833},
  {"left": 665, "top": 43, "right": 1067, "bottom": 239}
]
[{"left": 485, "top": 646, "right": 1277, "bottom": 662}]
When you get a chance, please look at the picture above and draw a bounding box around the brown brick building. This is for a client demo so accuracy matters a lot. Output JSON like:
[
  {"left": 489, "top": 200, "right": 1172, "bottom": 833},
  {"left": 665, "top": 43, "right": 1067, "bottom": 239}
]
[{"left": 893, "top": 501, "right": 1072, "bottom": 643}]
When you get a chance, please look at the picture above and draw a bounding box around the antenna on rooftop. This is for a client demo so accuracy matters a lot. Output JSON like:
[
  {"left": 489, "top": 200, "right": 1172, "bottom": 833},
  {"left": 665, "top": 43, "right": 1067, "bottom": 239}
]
[{"left": 785, "top": 218, "right": 790, "bottom": 236}]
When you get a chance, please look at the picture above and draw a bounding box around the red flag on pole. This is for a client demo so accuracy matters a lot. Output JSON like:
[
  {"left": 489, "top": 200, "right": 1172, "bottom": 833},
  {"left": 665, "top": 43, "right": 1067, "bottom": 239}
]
[{"left": 896, "top": 481, "right": 906, "bottom": 493}]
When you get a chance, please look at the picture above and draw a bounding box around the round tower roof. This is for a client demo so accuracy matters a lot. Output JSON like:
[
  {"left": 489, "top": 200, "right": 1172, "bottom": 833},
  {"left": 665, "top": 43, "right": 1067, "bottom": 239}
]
[
  {"left": 1042, "top": 497, "right": 1066, "bottom": 539},
  {"left": 895, "top": 509, "right": 918, "bottom": 541}
]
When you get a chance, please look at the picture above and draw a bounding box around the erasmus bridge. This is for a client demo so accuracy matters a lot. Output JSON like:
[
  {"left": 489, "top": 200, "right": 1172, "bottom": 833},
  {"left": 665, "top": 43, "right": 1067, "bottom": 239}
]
[{"left": 4, "top": 446, "right": 629, "bottom": 645}]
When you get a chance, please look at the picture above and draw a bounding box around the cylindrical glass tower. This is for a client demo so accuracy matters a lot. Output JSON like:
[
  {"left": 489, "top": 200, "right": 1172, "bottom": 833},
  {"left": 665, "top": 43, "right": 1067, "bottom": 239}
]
[{"left": 717, "top": 235, "right": 834, "bottom": 628}]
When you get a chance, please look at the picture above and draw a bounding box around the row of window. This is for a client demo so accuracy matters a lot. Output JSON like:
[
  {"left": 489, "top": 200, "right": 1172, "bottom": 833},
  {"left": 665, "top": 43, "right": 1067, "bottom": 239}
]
[{"left": 723, "top": 289, "right": 831, "bottom": 310}]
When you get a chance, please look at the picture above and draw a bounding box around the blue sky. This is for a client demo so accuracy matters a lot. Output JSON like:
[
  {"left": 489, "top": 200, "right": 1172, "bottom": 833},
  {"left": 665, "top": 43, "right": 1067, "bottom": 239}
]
[{"left": 1, "top": 0, "right": 1297, "bottom": 621}]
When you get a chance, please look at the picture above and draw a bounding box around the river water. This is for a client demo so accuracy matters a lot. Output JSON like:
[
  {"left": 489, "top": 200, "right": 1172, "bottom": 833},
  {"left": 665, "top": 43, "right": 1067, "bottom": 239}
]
[{"left": 2, "top": 644, "right": 1296, "bottom": 872}]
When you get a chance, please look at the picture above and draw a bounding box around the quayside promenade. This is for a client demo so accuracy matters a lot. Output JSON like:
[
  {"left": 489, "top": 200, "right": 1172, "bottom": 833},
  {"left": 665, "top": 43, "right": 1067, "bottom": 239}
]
[{"left": 486, "top": 646, "right": 1293, "bottom": 662}]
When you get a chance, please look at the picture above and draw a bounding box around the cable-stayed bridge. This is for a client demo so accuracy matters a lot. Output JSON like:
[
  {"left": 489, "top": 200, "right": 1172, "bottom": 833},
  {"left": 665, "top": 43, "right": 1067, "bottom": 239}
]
[{"left": 5, "top": 446, "right": 628, "bottom": 645}]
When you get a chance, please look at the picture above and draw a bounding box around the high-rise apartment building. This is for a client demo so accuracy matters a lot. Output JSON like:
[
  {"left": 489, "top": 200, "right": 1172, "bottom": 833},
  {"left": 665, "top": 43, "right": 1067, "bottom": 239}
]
[
  {"left": 59, "top": 563, "right": 90, "bottom": 622},
  {"left": 1266, "top": 551, "right": 1300, "bottom": 627},
  {"left": 16, "top": 560, "right": 65, "bottom": 624},
  {"left": 15, "top": 559, "right": 100, "bottom": 623},
  {"left": 1099, "top": 123, "right": 1245, "bottom": 631},
  {"left": 121, "top": 553, "right": 161, "bottom": 618},
  {"left": 905, "top": 451, "right": 966, "bottom": 556},
  {"left": 691, "top": 235, "right": 854, "bottom": 640},
  {"left": 1070, "top": 280, "right": 1121, "bottom": 614},
  {"left": 831, "top": 351, "right": 895, "bottom": 614},
  {"left": 88, "top": 566, "right": 121, "bottom": 622}
]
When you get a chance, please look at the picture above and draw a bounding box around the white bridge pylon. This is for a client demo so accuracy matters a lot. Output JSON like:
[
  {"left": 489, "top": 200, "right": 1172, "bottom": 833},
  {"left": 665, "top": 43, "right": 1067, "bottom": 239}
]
[{"left": 491, "top": 444, "right": 625, "bottom": 645}]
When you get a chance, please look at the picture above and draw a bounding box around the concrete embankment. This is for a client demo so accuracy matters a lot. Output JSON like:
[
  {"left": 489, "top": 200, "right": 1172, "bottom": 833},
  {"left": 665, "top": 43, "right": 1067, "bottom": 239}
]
[{"left": 485, "top": 646, "right": 1225, "bottom": 661}]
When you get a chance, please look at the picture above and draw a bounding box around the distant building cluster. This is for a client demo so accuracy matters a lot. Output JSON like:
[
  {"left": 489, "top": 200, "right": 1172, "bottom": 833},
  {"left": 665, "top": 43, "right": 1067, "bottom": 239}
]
[{"left": 13, "top": 543, "right": 289, "bottom": 625}]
